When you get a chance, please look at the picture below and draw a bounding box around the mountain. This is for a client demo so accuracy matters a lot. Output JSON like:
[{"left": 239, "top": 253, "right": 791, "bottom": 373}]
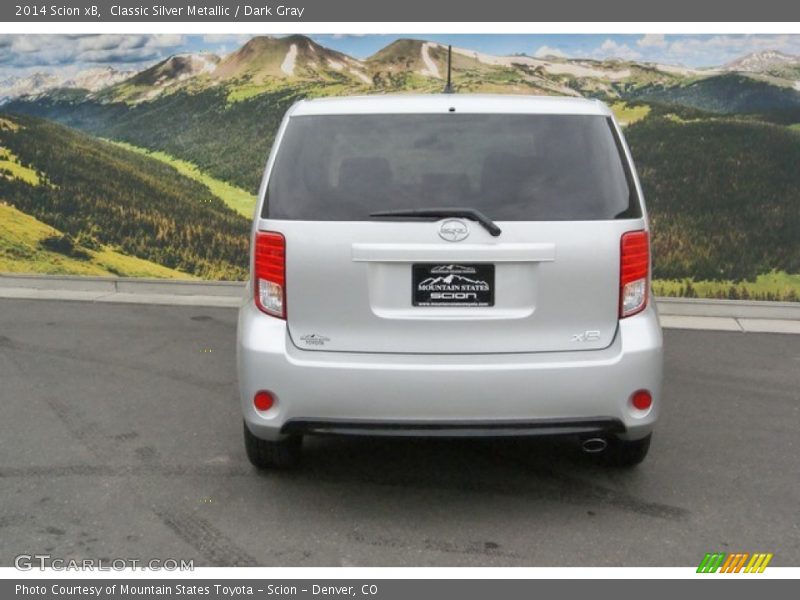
[
  {"left": 7, "top": 36, "right": 800, "bottom": 112},
  {"left": 721, "top": 50, "right": 800, "bottom": 84},
  {"left": 214, "top": 35, "right": 370, "bottom": 84},
  {"left": 367, "top": 39, "right": 448, "bottom": 78},
  {"left": 0, "top": 112, "right": 249, "bottom": 279},
  {"left": 91, "top": 36, "right": 373, "bottom": 104},
  {"left": 62, "top": 66, "right": 133, "bottom": 92},
  {"left": 363, "top": 39, "right": 678, "bottom": 95},
  {"left": 0, "top": 67, "right": 133, "bottom": 102},
  {"left": 0, "top": 72, "right": 60, "bottom": 100},
  {"left": 365, "top": 39, "right": 557, "bottom": 94},
  {"left": 0, "top": 35, "right": 722, "bottom": 108},
  {"left": 723, "top": 50, "right": 800, "bottom": 72},
  {"left": 98, "top": 53, "right": 220, "bottom": 103},
  {"left": 630, "top": 73, "right": 800, "bottom": 113}
]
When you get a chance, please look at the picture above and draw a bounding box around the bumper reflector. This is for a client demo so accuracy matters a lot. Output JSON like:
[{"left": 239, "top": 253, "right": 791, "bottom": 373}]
[
  {"left": 254, "top": 390, "right": 275, "bottom": 412},
  {"left": 631, "top": 390, "right": 652, "bottom": 411}
]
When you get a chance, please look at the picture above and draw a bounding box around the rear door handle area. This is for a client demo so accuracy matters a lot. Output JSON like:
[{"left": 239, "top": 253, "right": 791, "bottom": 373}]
[{"left": 351, "top": 243, "right": 556, "bottom": 263}]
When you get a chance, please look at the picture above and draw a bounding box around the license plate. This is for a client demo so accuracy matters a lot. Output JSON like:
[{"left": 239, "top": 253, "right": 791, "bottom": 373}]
[{"left": 412, "top": 263, "right": 495, "bottom": 307}]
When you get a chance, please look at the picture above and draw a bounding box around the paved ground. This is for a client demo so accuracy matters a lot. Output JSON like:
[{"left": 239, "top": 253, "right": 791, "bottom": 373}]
[{"left": 0, "top": 298, "right": 798, "bottom": 567}]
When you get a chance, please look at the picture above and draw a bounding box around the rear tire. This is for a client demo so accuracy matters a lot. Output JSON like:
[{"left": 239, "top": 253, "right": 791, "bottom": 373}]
[
  {"left": 603, "top": 434, "right": 651, "bottom": 467},
  {"left": 243, "top": 422, "right": 302, "bottom": 469}
]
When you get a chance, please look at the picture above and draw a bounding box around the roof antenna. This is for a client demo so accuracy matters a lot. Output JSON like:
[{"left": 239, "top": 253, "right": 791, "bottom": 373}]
[{"left": 443, "top": 45, "right": 454, "bottom": 94}]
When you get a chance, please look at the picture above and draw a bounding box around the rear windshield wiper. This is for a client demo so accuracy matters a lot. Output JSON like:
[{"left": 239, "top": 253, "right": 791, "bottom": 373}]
[{"left": 370, "top": 207, "right": 502, "bottom": 237}]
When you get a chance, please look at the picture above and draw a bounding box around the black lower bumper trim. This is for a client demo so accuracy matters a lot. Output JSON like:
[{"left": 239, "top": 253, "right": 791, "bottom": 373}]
[{"left": 280, "top": 417, "right": 625, "bottom": 438}]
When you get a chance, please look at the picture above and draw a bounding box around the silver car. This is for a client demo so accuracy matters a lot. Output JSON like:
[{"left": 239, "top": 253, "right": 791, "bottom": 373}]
[{"left": 237, "top": 94, "right": 663, "bottom": 469}]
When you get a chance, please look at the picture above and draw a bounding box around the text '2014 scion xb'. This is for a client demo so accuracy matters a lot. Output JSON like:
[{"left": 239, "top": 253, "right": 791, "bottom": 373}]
[{"left": 237, "top": 94, "right": 663, "bottom": 469}]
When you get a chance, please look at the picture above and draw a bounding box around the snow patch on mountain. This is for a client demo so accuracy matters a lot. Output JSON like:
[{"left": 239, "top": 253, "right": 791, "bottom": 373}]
[
  {"left": 281, "top": 44, "right": 298, "bottom": 76},
  {"left": 350, "top": 69, "right": 371, "bottom": 85},
  {"left": 724, "top": 50, "right": 800, "bottom": 72},
  {"left": 649, "top": 63, "right": 705, "bottom": 76},
  {"left": 0, "top": 72, "right": 59, "bottom": 100},
  {"left": 451, "top": 45, "right": 513, "bottom": 66},
  {"left": 0, "top": 66, "right": 135, "bottom": 101},
  {"left": 420, "top": 42, "right": 440, "bottom": 78},
  {"left": 449, "top": 45, "right": 633, "bottom": 80},
  {"left": 63, "top": 66, "right": 133, "bottom": 91},
  {"left": 541, "top": 60, "right": 631, "bottom": 80}
]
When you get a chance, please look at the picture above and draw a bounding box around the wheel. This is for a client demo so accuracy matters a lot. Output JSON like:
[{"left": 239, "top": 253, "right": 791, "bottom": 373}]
[
  {"left": 603, "top": 434, "right": 652, "bottom": 467},
  {"left": 243, "top": 421, "right": 302, "bottom": 469}
]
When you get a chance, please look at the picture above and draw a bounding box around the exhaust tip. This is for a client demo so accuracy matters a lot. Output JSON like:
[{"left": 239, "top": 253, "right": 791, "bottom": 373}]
[{"left": 581, "top": 437, "right": 608, "bottom": 454}]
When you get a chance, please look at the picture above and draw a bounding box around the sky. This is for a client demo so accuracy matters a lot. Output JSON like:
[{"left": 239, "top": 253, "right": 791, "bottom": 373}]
[{"left": 2, "top": 33, "right": 800, "bottom": 79}]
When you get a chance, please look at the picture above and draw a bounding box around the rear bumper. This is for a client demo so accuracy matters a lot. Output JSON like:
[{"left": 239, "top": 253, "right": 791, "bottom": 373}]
[
  {"left": 237, "top": 302, "right": 663, "bottom": 442},
  {"left": 281, "top": 417, "right": 626, "bottom": 438}
]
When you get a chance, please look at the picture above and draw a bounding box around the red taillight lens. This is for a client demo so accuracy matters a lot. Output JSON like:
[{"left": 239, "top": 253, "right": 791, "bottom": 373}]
[
  {"left": 254, "top": 231, "right": 286, "bottom": 318},
  {"left": 631, "top": 390, "right": 652, "bottom": 411},
  {"left": 253, "top": 390, "right": 275, "bottom": 412},
  {"left": 620, "top": 230, "right": 649, "bottom": 318}
]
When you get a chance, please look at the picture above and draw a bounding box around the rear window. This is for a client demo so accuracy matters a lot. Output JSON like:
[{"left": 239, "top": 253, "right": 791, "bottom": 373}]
[{"left": 263, "top": 113, "right": 640, "bottom": 221}]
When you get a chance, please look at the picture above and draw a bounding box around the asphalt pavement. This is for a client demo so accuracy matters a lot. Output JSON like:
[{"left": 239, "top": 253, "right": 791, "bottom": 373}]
[{"left": 0, "top": 298, "right": 798, "bottom": 567}]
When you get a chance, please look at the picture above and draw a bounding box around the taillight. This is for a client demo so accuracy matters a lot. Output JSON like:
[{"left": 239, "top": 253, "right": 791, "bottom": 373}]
[
  {"left": 620, "top": 230, "right": 649, "bottom": 318},
  {"left": 254, "top": 231, "right": 286, "bottom": 318}
]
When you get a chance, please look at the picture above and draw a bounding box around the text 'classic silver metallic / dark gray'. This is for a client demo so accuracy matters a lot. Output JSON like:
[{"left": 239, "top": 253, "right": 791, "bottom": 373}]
[{"left": 237, "top": 94, "right": 663, "bottom": 469}]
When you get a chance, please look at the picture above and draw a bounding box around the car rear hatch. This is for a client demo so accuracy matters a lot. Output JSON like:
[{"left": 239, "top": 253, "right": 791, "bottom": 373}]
[{"left": 260, "top": 110, "right": 644, "bottom": 354}]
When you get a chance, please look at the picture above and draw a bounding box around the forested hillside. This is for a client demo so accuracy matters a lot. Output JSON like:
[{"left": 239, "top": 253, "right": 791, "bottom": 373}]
[
  {"left": 0, "top": 113, "right": 249, "bottom": 279},
  {"left": 627, "top": 114, "right": 800, "bottom": 284},
  {"left": 630, "top": 74, "right": 800, "bottom": 114},
  {"left": 9, "top": 87, "right": 297, "bottom": 193}
]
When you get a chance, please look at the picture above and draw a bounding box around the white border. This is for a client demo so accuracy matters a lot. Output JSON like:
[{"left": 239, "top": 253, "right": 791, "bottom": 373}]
[
  {"left": 1, "top": 18, "right": 799, "bottom": 580},
  {"left": 1, "top": 567, "right": 799, "bottom": 579},
  {"left": 1, "top": 22, "right": 800, "bottom": 34}
]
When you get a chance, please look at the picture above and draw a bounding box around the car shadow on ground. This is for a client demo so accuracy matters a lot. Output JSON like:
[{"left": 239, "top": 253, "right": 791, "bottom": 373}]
[{"left": 253, "top": 435, "right": 687, "bottom": 521}]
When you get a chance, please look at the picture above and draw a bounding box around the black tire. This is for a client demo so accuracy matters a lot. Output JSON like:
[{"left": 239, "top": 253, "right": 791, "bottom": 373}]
[
  {"left": 243, "top": 422, "right": 302, "bottom": 469},
  {"left": 603, "top": 434, "right": 652, "bottom": 468}
]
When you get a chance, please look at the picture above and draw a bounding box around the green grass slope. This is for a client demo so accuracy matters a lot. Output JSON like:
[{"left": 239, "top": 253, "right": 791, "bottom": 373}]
[
  {"left": 653, "top": 271, "right": 799, "bottom": 302},
  {"left": 0, "top": 202, "right": 194, "bottom": 278},
  {"left": 109, "top": 141, "right": 257, "bottom": 217}
]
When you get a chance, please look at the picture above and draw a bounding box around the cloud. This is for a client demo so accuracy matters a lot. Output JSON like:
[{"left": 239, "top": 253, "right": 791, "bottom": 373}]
[
  {"left": 597, "top": 34, "right": 800, "bottom": 67},
  {"left": 625, "top": 34, "right": 800, "bottom": 67},
  {"left": 0, "top": 34, "right": 186, "bottom": 68},
  {"left": 637, "top": 34, "right": 667, "bottom": 48},
  {"left": 201, "top": 34, "right": 252, "bottom": 45},
  {"left": 200, "top": 34, "right": 253, "bottom": 55},
  {"left": 533, "top": 45, "right": 566, "bottom": 59},
  {"left": 594, "top": 39, "right": 641, "bottom": 60},
  {"left": 664, "top": 34, "right": 800, "bottom": 60}
]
